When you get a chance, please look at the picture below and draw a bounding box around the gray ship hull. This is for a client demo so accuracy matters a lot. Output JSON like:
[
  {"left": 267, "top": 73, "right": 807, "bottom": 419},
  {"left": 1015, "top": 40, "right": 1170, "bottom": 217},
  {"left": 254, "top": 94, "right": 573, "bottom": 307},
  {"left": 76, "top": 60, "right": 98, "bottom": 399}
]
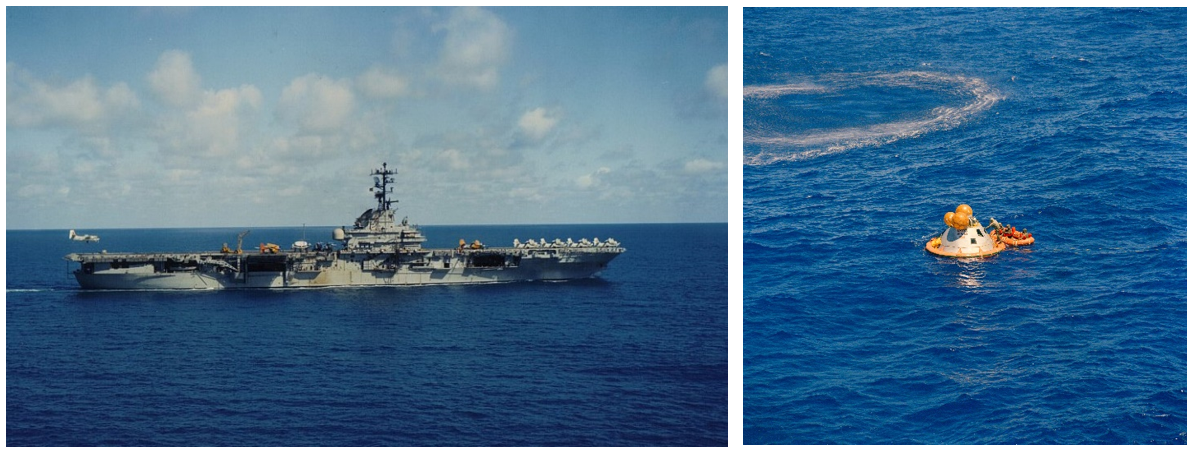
[{"left": 68, "top": 247, "right": 623, "bottom": 290}]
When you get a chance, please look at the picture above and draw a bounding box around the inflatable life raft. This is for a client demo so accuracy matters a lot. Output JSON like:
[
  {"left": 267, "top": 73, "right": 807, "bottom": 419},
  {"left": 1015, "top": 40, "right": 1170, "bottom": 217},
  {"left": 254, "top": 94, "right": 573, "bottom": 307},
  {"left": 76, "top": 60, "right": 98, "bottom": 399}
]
[
  {"left": 998, "top": 235, "right": 1035, "bottom": 246},
  {"left": 924, "top": 204, "right": 1007, "bottom": 258},
  {"left": 994, "top": 226, "right": 1035, "bottom": 246}
]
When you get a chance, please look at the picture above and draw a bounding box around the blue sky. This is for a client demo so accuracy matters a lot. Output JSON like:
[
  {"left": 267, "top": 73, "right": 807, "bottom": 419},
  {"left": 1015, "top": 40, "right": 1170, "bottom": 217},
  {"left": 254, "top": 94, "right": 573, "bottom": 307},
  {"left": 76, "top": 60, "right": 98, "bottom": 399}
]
[{"left": 6, "top": 6, "right": 728, "bottom": 229}]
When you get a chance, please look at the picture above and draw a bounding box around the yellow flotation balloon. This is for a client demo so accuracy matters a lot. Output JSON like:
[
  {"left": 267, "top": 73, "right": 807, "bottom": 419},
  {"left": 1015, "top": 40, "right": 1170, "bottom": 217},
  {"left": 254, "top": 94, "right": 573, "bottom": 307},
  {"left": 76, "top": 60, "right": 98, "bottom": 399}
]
[
  {"left": 944, "top": 212, "right": 955, "bottom": 226},
  {"left": 951, "top": 213, "right": 970, "bottom": 229},
  {"left": 955, "top": 204, "right": 973, "bottom": 218}
]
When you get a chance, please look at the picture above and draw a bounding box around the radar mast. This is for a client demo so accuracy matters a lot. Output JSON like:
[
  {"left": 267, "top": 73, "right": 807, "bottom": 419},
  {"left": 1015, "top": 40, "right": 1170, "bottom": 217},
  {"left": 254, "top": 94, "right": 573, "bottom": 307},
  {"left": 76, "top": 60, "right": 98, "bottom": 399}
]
[{"left": 371, "top": 162, "right": 396, "bottom": 211}]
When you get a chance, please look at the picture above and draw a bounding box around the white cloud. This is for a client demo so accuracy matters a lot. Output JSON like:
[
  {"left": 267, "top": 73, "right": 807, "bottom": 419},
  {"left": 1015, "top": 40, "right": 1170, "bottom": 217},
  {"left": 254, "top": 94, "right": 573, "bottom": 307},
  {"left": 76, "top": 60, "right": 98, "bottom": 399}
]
[
  {"left": 17, "top": 183, "right": 53, "bottom": 198},
  {"left": 72, "top": 136, "right": 119, "bottom": 159},
  {"left": 683, "top": 157, "right": 725, "bottom": 174},
  {"left": 434, "top": 7, "right": 511, "bottom": 89},
  {"left": 189, "top": 86, "right": 262, "bottom": 156},
  {"left": 576, "top": 167, "right": 611, "bottom": 189},
  {"left": 508, "top": 186, "right": 544, "bottom": 202},
  {"left": 139, "top": 50, "right": 266, "bottom": 163},
  {"left": 6, "top": 63, "right": 140, "bottom": 129},
  {"left": 104, "top": 82, "right": 140, "bottom": 112},
  {"left": 357, "top": 66, "right": 410, "bottom": 99},
  {"left": 277, "top": 74, "right": 355, "bottom": 134},
  {"left": 265, "top": 134, "right": 350, "bottom": 161},
  {"left": 673, "top": 62, "right": 729, "bottom": 119},
  {"left": 517, "top": 107, "right": 560, "bottom": 141},
  {"left": 147, "top": 50, "right": 202, "bottom": 107},
  {"left": 155, "top": 85, "right": 262, "bottom": 158},
  {"left": 704, "top": 64, "right": 728, "bottom": 101},
  {"left": 438, "top": 148, "right": 471, "bottom": 171}
]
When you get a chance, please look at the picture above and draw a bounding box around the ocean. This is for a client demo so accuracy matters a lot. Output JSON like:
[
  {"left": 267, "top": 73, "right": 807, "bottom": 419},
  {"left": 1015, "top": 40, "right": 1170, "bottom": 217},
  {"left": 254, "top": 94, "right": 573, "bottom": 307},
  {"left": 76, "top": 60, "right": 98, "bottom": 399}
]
[
  {"left": 6, "top": 223, "right": 727, "bottom": 446},
  {"left": 743, "top": 8, "right": 1185, "bottom": 445}
]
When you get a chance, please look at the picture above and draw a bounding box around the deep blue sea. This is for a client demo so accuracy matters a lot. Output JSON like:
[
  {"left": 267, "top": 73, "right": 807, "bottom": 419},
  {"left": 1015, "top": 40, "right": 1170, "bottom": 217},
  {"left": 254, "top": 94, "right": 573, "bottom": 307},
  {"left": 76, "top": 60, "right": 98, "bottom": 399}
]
[
  {"left": 6, "top": 223, "right": 727, "bottom": 446},
  {"left": 744, "top": 8, "right": 1185, "bottom": 445}
]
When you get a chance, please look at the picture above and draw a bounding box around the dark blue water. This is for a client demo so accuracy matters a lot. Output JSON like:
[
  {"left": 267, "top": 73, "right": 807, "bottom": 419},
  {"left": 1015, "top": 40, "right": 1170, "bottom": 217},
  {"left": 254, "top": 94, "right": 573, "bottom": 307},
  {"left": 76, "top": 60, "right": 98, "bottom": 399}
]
[
  {"left": 744, "top": 8, "right": 1185, "bottom": 444},
  {"left": 7, "top": 223, "right": 727, "bottom": 446}
]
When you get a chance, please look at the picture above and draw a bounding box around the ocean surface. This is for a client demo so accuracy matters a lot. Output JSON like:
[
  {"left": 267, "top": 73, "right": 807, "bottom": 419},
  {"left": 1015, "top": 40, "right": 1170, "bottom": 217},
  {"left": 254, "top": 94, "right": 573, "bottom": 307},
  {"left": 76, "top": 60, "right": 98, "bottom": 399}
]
[
  {"left": 6, "top": 223, "right": 727, "bottom": 446},
  {"left": 744, "top": 8, "right": 1185, "bottom": 445}
]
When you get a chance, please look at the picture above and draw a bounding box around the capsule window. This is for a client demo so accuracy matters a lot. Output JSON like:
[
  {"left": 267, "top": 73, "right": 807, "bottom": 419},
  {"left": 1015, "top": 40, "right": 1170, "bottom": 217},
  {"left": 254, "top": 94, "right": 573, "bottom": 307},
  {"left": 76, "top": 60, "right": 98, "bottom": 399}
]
[
  {"left": 976, "top": 229, "right": 984, "bottom": 237},
  {"left": 971, "top": 238, "right": 977, "bottom": 244}
]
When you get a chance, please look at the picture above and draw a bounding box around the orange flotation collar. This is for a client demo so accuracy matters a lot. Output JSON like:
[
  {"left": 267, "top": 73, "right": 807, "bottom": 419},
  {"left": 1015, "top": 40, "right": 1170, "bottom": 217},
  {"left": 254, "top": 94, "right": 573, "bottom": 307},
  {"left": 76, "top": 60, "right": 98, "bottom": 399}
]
[{"left": 925, "top": 237, "right": 1006, "bottom": 258}]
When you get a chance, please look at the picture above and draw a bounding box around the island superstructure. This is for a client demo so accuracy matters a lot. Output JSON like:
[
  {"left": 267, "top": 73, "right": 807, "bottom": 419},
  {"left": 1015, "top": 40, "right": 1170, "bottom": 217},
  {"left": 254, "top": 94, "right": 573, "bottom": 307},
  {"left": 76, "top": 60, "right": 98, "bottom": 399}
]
[{"left": 65, "top": 163, "right": 625, "bottom": 290}]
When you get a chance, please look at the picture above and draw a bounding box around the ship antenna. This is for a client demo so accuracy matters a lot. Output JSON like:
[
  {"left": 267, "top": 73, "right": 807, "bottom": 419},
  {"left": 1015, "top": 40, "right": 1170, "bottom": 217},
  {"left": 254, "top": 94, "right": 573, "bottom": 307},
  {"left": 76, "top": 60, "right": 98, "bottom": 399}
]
[{"left": 370, "top": 162, "right": 397, "bottom": 211}]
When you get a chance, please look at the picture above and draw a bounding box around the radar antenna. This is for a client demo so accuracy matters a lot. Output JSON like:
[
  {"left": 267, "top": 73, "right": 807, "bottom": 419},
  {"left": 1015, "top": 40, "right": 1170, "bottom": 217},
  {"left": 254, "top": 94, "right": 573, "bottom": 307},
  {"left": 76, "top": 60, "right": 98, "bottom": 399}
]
[{"left": 369, "top": 162, "right": 397, "bottom": 211}]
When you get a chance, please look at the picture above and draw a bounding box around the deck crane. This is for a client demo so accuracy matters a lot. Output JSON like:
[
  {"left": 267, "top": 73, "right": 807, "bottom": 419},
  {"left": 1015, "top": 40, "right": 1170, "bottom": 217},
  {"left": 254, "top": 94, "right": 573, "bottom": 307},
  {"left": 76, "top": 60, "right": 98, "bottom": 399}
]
[{"left": 221, "top": 230, "right": 251, "bottom": 254}]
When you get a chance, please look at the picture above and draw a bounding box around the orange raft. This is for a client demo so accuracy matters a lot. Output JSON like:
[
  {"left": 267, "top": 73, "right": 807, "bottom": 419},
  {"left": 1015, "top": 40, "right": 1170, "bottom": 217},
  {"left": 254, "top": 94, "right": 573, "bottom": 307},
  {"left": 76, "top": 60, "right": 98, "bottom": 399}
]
[
  {"left": 994, "top": 226, "right": 1035, "bottom": 246},
  {"left": 925, "top": 236, "right": 1007, "bottom": 258},
  {"left": 999, "top": 236, "right": 1035, "bottom": 246}
]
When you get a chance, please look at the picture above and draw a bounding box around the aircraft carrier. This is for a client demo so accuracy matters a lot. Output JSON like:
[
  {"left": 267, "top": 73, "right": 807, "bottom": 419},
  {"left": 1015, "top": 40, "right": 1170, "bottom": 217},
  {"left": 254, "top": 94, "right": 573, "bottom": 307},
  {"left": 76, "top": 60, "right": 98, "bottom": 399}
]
[{"left": 64, "top": 163, "right": 625, "bottom": 290}]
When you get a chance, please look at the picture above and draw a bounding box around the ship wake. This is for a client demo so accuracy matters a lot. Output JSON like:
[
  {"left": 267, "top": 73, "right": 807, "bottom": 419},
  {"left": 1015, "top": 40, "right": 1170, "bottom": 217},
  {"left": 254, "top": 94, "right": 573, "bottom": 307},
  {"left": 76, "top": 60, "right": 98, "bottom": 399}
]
[{"left": 744, "top": 71, "right": 1003, "bottom": 165}]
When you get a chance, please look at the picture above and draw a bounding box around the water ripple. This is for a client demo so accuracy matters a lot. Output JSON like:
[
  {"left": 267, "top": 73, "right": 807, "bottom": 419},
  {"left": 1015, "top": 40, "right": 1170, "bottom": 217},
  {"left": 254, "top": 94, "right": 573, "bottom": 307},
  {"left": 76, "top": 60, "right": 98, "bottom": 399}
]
[{"left": 744, "top": 71, "right": 1004, "bottom": 165}]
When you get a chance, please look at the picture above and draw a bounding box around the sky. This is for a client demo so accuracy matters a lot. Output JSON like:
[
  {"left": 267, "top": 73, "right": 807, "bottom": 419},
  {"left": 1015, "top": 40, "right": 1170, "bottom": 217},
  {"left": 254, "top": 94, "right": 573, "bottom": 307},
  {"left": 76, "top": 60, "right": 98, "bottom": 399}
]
[{"left": 5, "top": 6, "right": 728, "bottom": 229}]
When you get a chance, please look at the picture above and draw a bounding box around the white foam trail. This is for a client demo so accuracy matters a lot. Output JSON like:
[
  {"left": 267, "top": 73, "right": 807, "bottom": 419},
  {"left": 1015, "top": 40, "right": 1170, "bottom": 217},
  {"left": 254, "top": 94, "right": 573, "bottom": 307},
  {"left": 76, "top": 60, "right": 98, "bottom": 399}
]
[
  {"left": 743, "top": 82, "right": 828, "bottom": 99},
  {"left": 744, "top": 71, "right": 1003, "bottom": 165}
]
